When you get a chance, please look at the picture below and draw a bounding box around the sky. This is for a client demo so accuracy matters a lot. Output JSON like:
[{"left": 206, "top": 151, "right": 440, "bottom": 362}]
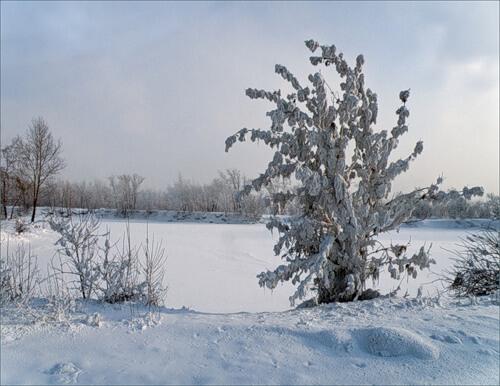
[{"left": 1, "top": 1, "right": 498, "bottom": 194}]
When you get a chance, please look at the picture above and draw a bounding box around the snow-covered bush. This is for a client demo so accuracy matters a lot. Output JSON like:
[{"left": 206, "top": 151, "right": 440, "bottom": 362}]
[
  {"left": 43, "top": 261, "right": 76, "bottom": 322},
  {"left": 15, "top": 218, "right": 27, "bottom": 234},
  {"left": 97, "top": 225, "right": 168, "bottom": 306},
  {"left": 140, "top": 229, "right": 167, "bottom": 307},
  {"left": 49, "top": 214, "right": 168, "bottom": 306},
  {"left": 97, "top": 223, "right": 145, "bottom": 304},
  {"left": 226, "top": 39, "right": 484, "bottom": 304},
  {"left": 446, "top": 229, "right": 499, "bottom": 297},
  {"left": 0, "top": 242, "right": 39, "bottom": 305},
  {"left": 0, "top": 259, "right": 10, "bottom": 304},
  {"left": 48, "top": 213, "right": 102, "bottom": 299}
]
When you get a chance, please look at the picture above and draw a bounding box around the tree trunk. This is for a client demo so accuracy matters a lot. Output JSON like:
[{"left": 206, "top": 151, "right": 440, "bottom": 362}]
[
  {"left": 30, "top": 202, "right": 37, "bottom": 222},
  {"left": 30, "top": 192, "right": 38, "bottom": 223},
  {"left": 1, "top": 180, "right": 7, "bottom": 219},
  {"left": 9, "top": 201, "right": 17, "bottom": 219},
  {"left": 317, "top": 268, "right": 363, "bottom": 303}
]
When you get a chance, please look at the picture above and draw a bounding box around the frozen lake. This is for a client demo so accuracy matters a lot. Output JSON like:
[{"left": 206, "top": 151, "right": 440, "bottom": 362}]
[
  {"left": 87, "top": 218, "right": 499, "bottom": 312},
  {"left": 2, "top": 218, "right": 497, "bottom": 313}
]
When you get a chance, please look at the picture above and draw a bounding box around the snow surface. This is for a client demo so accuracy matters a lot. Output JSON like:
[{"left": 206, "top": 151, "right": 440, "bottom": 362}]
[
  {"left": 1, "top": 295, "right": 498, "bottom": 385},
  {"left": 1, "top": 217, "right": 499, "bottom": 384},
  {"left": 2, "top": 217, "right": 498, "bottom": 313}
]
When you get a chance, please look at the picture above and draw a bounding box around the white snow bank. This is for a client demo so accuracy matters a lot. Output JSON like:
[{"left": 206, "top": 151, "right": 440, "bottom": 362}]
[{"left": 1, "top": 295, "right": 498, "bottom": 385}]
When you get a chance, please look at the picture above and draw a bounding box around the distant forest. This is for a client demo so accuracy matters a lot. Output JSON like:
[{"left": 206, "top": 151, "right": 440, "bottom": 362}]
[{"left": 2, "top": 118, "right": 499, "bottom": 221}]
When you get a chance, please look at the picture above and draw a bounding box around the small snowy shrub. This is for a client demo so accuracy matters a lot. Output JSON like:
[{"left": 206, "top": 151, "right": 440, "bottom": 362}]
[
  {"left": 0, "top": 259, "right": 10, "bottom": 303},
  {"left": 140, "top": 230, "right": 167, "bottom": 307},
  {"left": 15, "top": 218, "right": 27, "bottom": 234},
  {"left": 49, "top": 215, "right": 168, "bottom": 306},
  {"left": 446, "top": 229, "right": 499, "bottom": 297},
  {"left": 49, "top": 213, "right": 102, "bottom": 299},
  {"left": 226, "top": 39, "right": 483, "bottom": 304},
  {"left": 97, "top": 223, "right": 144, "bottom": 304},
  {"left": 100, "top": 223, "right": 168, "bottom": 307},
  {"left": 0, "top": 242, "right": 39, "bottom": 305},
  {"left": 43, "top": 262, "right": 76, "bottom": 322}
]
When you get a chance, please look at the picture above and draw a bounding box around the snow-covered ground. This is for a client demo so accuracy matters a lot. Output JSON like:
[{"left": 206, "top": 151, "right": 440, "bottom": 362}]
[
  {"left": 2, "top": 295, "right": 498, "bottom": 385},
  {"left": 1, "top": 217, "right": 499, "bottom": 384},
  {"left": 2, "top": 217, "right": 497, "bottom": 313}
]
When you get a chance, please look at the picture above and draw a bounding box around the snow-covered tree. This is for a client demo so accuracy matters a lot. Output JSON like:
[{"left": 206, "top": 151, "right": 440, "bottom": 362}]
[
  {"left": 109, "top": 174, "right": 145, "bottom": 214},
  {"left": 226, "top": 40, "right": 484, "bottom": 304}
]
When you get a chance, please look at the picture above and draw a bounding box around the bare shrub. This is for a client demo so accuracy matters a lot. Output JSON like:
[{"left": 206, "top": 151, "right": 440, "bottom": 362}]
[
  {"left": 0, "top": 257, "right": 13, "bottom": 305},
  {"left": 0, "top": 240, "right": 39, "bottom": 305},
  {"left": 98, "top": 222, "right": 167, "bottom": 306},
  {"left": 140, "top": 226, "right": 167, "bottom": 307},
  {"left": 43, "top": 259, "right": 76, "bottom": 323},
  {"left": 446, "top": 228, "right": 499, "bottom": 297},
  {"left": 48, "top": 213, "right": 101, "bottom": 299},
  {"left": 97, "top": 222, "right": 143, "bottom": 303},
  {"left": 47, "top": 214, "right": 168, "bottom": 307}
]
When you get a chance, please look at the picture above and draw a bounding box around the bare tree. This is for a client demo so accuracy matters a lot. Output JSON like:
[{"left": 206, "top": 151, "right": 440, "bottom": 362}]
[
  {"left": 18, "top": 117, "right": 65, "bottom": 222},
  {"left": 1, "top": 137, "right": 25, "bottom": 218},
  {"left": 1, "top": 142, "right": 16, "bottom": 218},
  {"left": 130, "top": 174, "right": 145, "bottom": 210},
  {"left": 109, "top": 174, "right": 145, "bottom": 214},
  {"left": 219, "top": 169, "right": 243, "bottom": 212}
]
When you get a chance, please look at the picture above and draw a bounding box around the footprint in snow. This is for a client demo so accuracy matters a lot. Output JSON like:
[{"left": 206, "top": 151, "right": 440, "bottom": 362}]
[
  {"left": 45, "top": 362, "right": 82, "bottom": 384},
  {"left": 470, "top": 336, "right": 480, "bottom": 344},
  {"left": 478, "top": 348, "right": 494, "bottom": 356},
  {"left": 430, "top": 334, "right": 462, "bottom": 344}
]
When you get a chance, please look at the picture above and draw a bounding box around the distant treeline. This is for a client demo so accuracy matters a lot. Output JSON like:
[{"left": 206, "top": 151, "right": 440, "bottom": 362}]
[
  {"left": 3, "top": 169, "right": 499, "bottom": 221},
  {"left": 38, "top": 170, "right": 270, "bottom": 218},
  {"left": 1, "top": 117, "right": 498, "bottom": 221},
  {"left": 412, "top": 191, "right": 499, "bottom": 220},
  {"left": 2, "top": 168, "right": 274, "bottom": 220}
]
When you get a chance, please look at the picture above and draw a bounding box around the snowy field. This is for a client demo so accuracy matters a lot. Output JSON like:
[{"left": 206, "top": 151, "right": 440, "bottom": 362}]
[
  {"left": 3, "top": 217, "right": 497, "bottom": 313},
  {"left": 97, "top": 218, "right": 498, "bottom": 312},
  {"left": 1, "top": 217, "right": 499, "bottom": 384}
]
